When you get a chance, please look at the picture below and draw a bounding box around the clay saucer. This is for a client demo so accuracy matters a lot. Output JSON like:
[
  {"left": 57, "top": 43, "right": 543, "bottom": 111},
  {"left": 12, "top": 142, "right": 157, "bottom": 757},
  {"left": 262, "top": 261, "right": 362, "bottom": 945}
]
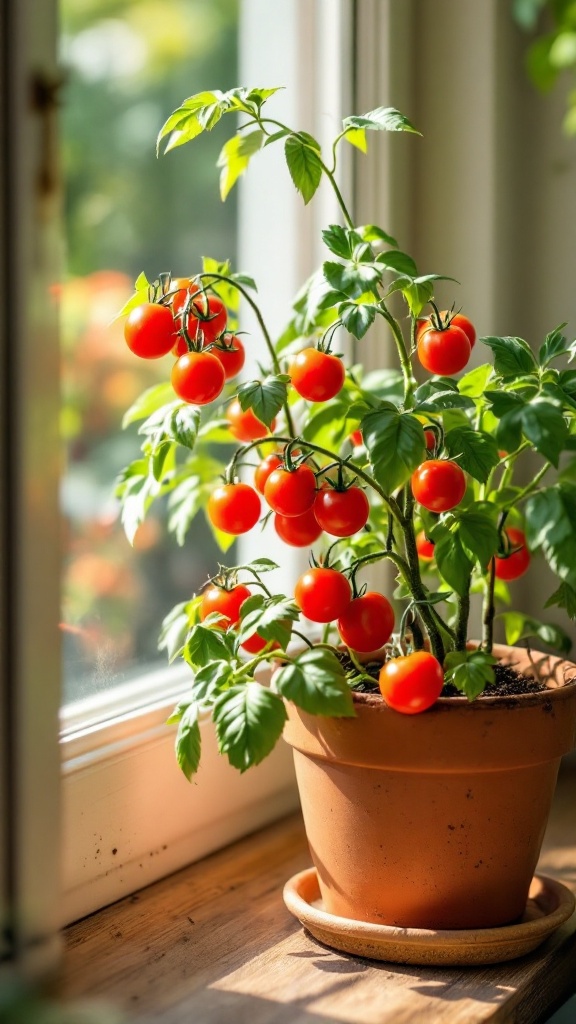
[{"left": 283, "top": 867, "right": 575, "bottom": 966}]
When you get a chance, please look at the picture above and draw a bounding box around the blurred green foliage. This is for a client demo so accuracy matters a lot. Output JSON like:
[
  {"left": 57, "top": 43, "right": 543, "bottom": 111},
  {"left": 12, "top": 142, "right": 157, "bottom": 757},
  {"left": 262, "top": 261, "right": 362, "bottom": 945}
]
[{"left": 513, "top": 0, "right": 576, "bottom": 133}]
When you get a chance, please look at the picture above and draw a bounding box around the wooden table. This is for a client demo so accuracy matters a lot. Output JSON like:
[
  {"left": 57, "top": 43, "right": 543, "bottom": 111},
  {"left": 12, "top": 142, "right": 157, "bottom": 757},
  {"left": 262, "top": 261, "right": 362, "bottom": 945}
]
[{"left": 60, "top": 762, "right": 576, "bottom": 1024}]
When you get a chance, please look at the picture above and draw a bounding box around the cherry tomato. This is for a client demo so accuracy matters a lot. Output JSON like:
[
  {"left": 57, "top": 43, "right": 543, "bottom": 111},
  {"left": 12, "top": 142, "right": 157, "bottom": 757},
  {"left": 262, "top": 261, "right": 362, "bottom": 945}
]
[
  {"left": 188, "top": 293, "right": 228, "bottom": 344},
  {"left": 294, "top": 567, "right": 352, "bottom": 623},
  {"left": 417, "top": 311, "right": 476, "bottom": 349},
  {"left": 416, "top": 531, "right": 435, "bottom": 560},
  {"left": 417, "top": 323, "right": 471, "bottom": 376},
  {"left": 254, "top": 453, "right": 282, "bottom": 494},
  {"left": 200, "top": 583, "right": 252, "bottom": 627},
  {"left": 168, "top": 277, "right": 201, "bottom": 316},
  {"left": 494, "top": 527, "right": 531, "bottom": 581},
  {"left": 124, "top": 303, "right": 176, "bottom": 358},
  {"left": 411, "top": 460, "right": 467, "bottom": 513},
  {"left": 212, "top": 335, "right": 245, "bottom": 380},
  {"left": 226, "top": 399, "right": 275, "bottom": 442},
  {"left": 171, "top": 351, "right": 225, "bottom": 405},
  {"left": 264, "top": 464, "right": 317, "bottom": 517},
  {"left": 289, "top": 348, "right": 345, "bottom": 402},
  {"left": 274, "top": 508, "right": 323, "bottom": 547},
  {"left": 240, "top": 633, "right": 280, "bottom": 654},
  {"left": 207, "top": 483, "right": 261, "bottom": 535},
  {"left": 313, "top": 486, "right": 369, "bottom": 537},
  {"left": 337, "top": 592, "right": 395, "bottom": 652},
  {"left": 349, "top": 429, "right": 363, "bottom": 447},
  {"left": 379, "top": 651, "right": 444, "bottom": 714}
]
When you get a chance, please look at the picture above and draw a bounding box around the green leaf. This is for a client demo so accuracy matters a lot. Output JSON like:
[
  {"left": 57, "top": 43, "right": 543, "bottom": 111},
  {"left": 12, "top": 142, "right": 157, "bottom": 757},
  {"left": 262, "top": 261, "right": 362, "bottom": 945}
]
[
  {"left": 339, "top": 300, "right": 377, "bottom": 339},
  {"left": 114, "top": 271, "right": 152, "bottom": 320},
  {"left": 455, "top": 505, "right": 500, "bottom": 568},
  {"left": 414, "top": 378, "right": 475, "bottom": 412},
  {"left": 432, "top": 529, "right": 474, "bottom": 596},
  {"left": 243, "top": 557, "right": 280, "bottom": 574},
  {"left": 444, "top": 428, "right": 500, "bottom": 483},
  {"left": 443, "top": 650, "right": 497, "bottom": 700},
  {"left": 237, "top": 376, "right": 287, "bottom": 428},
  {"left": 175, "top": 703, "right": 202, "bottom": 780},
  {"left": 458, "top": 363, "right": 494, "bottom": 398},
  {"left": 158, "top": 597, "right": 200, "bottom": 662},
  {"left": 184, "top": 623, "right": 233, "bottom": 670},
  {"left": 538, "top": 324, "right": 569, "bottom": 366},
  {"left": 169, "top": 405, "right": 201, "bottom": 449},
  {"left": 238, "top": 594, "right": 299, "bottom": 649},
  {"left": 302, "top": 398, "right": 353, "bottom": 448},
  {"left": 322, "top": 225, "right": 360, "bottom": 260},
  {"left": 217, "top": 129, "right": 265, "bottom": 200},
  {"left": 544, "top": 581, "right": 576, "bottom": 619},
  {"left": 284, "top": 132, "right": 323, "bottom": 204},
  {"left": 343, "top": 106, "right": 420, "bottom": 134},
  {"left": 213, "top": 683, "right": 287, "bottom": 772},
  {"left": 525, "top": 484, "right": 576, "bottom": 589},
  {"left": 480, "top": 336, "right": 537, "bottom": 376},
  {"left": 518, "top": 398, "right": 568, "bottom": 466},
  {"left": 122, "top": 383, "right": 175, "bottom": 429},
  {"left": 342, "top": 126, "right": 367, "bottom": 152},
  {"left": 361, "top": 405, "right": 425, "bottom": 492},
  {"left": 166, "top": 699, "right": 191, "bottom": 725},
  {"left": 498, "top": 611, "right": 572, "bottom": 654},
  {"left": 116, "top": 463, "right": 158, "bottom": 545},
  {"left": 360, "top": 369, "right": 405, "bottom": 405},
  {"left": 376, "top": 250, "right": 418, "bottom": 277},
  {"left": 274, "top": 648, "right": 355, "bottom": 716},
  {"left": 323, "top": 260, "right": 381, "bottom": 298},
  {"left": 357, "top": 224, "right": 399, "bottom": 248},
  {"left": 191, "top": 661, "right": 234, "bottom": 703}
]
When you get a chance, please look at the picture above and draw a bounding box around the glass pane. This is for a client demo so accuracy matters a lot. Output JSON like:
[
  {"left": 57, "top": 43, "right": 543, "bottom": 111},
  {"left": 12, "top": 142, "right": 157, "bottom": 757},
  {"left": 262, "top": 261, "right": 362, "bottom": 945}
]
[{"left": 59, "top": 0, "right": 239, "bottom": 703}]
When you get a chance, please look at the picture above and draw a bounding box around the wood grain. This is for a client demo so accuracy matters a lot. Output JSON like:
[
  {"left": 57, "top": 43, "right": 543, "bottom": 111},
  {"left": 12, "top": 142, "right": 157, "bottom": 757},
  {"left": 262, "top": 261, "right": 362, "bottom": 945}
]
[{"left": 59, "top": 763, "right": 576, "bottom": 1024}]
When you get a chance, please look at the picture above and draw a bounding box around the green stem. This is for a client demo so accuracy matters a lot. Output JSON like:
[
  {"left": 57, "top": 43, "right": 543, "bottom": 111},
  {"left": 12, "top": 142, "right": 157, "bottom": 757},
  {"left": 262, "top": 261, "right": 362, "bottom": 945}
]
[
  {"left": 455, "top": 579, "right": 471, "bottom": 651},
  {"left": 506, "top": 461, "right": 550, "bottom": 508},
  {"left": 379, "top": 307, "right": 415, "bottom": 408},
  {"left": 402, "top": 490, "right": 446, "bottom": 661},
  {"left": 197, "top": 271, "right": 296, "bottom": 437},
  {"left": 482, "top": 559, "right": 496, "bottom": 654}
]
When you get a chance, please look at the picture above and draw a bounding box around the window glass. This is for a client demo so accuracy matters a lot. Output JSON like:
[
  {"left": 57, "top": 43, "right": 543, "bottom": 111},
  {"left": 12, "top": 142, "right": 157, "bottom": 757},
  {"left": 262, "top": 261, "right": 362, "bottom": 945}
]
[{"left": 59, "top": 0, "right": 239, "bottom": 702}]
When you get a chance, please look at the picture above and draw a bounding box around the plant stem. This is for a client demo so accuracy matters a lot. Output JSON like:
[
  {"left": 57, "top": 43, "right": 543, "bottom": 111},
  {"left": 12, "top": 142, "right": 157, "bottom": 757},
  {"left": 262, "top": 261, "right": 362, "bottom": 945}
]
[
  {"left": 482, "top": 559, "right": 496, "bottom": 653},
  {"left": 455, "top": 579, "right": 471, "bottom": 650},
  {"left": 379, "top": 307, "right": 415, "bottom": 408},
  {"left": 401, "top": 490, "right": 446, "bottom": 661},
  {"left": 197, "top": 271, "right": 296, "bottom": 436}
]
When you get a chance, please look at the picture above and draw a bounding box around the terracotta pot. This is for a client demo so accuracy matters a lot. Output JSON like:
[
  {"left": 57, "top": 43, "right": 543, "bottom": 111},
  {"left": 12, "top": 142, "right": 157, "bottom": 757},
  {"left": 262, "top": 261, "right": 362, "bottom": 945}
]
[{"left": 282, "top": 644, "right": 576, "bottom": 929}]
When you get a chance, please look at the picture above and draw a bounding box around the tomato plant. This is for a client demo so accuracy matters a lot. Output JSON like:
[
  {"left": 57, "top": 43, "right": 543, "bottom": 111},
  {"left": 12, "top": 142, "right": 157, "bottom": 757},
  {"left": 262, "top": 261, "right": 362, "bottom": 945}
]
[
  {"left": 124, "top": 303, "right": 176, "bottom": 358},
  {"left": 289, "top": 348, "right": 345, "bottom": 402},
  {"left": 171, "top": 351, "right": 226, "bottom": 405},
  {"left": 207, "top": 483, "right": 261, "bottom": 535},
  {"left": 411, "top": 460, "right": 467, "bottom": 513},
  {"left": 294, "top": 568, "right": 351, "bottom": 623},
  {"left": 264, "top": 464, "right": 317, "bottom": 517},
  {"left": 313, "top": 485, "right": 369, "bottom": 537},
  {"left": 337, "top": 592, "right": 395, "bottom": 652},
  {"left": 379, "top": 652, "right": 444, "bottom": 714},
  {"left": 115, "top": 84, "right": 575, "bottom": 779}
]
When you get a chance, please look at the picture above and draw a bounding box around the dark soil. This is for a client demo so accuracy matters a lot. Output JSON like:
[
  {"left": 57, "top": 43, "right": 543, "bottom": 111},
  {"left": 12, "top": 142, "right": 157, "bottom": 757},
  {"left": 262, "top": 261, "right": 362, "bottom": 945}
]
[{"left": 340, "top": 652, "right": 547, "bottom": 698}]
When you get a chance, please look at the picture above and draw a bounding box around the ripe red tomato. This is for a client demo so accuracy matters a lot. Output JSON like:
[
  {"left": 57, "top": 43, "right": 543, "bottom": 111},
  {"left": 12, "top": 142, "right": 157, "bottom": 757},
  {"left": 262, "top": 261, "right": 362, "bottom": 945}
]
[
  {"left": 171, "top": 351, "right": 225, "bottom": 405},
  {"left": 212, "top": 335, "right": 245, "bottom": 380},
  {"left": 188, "top": 293, "right": 228, "bottom": 344},
  {"left": 417, "top": 311, "right": 476, "bottom": 349},
  {"left": 200, "top": 583, "right": 251, "bottom": 627},
  {"left": 289, "top": 348, "right": 345, "bottom": 402},
  {"left": 168, "top": 277, "right": 201, "bottom": 316},
  {"left": 294, "top": 567, "right": 352, "bottom": 623},
  {"left": 494, "top": 527, "right": 531, "bottom": 581},
  {"left": 313, "top": 486, "right": 369, "bottom": 537},
  {"left": 240, "top": 632, "right": 280, "bottom": 654},
  {"left": 337, "top": 592, "right": 395, "bottom": 652},
  {"left": 124, "top": 303, "right": 176, "bottom": 358},
  {"left": 379, "top": 651, "right": 444, "bottom": 714},
  {"left": 207, "top": 483, "right": 261, "bottom": 535},
  {"left": 274, "top": 508, "right": 323, "bottom": 547},
  {"left": 411, "top": 460, "right": 467, "bottom": 513},
  {"left": 264, "top": 464, "right": 317, "bottom": 517},
  {"left": 254, "top": 453, "right": 282, "bottom": 494},
  {"left": 416, "top": 531, "right": 435, "bottom": 560},
  {"left": 349, "top": 429, "right": 363, "bottom": 447},
  {"left": 226, "top": 399, "right": 275, "bottom": 442},
  {"left": 417, "top": 323, "right": 471, "bottom": 375}
]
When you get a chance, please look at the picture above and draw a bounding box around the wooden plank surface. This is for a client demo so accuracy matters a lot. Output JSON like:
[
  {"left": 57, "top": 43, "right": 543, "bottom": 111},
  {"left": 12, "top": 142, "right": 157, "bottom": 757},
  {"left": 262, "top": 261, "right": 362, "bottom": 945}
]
[{"left": 59, "top": 762, "right": 576, "bottom": 1024}]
